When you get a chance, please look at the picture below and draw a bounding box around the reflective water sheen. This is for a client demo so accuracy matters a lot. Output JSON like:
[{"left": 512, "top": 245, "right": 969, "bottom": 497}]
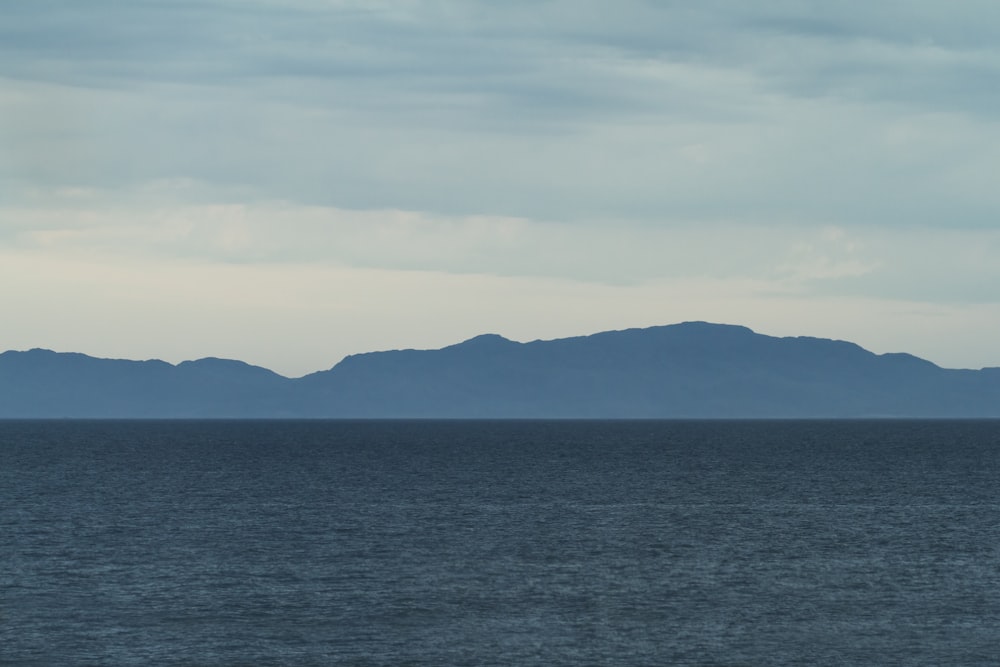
[{"left": 2, "top": 420, "right": 999, "bottom": 665}]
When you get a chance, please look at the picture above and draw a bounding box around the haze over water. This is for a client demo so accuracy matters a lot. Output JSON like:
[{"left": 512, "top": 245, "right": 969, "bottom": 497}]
[{"left": 3, "top": 419, "right": 999, "bottom": 665}]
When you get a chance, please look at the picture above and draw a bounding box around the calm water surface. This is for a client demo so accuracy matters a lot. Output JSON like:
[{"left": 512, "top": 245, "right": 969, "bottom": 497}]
[{"left": 2, "top": 420, "right": 1000, "bottom": 665}]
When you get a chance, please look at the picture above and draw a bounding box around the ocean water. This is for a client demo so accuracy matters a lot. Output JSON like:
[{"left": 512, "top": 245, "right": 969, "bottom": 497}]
[{"left": 2, "top": 419, "right": 999, "bottom": 666}]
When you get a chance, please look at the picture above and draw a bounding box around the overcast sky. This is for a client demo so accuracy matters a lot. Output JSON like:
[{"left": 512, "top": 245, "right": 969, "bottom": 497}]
[{"left": 3, "top": 0, "right": 1000, "bottom": 376}]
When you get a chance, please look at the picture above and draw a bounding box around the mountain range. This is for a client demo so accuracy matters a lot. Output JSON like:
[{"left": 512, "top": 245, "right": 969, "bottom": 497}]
[{"left": 2, "top": 322, "right": 999, "bottom": 418}]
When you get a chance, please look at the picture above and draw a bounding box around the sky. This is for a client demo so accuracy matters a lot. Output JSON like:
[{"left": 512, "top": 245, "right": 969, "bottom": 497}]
[{"left": 3, "top": 0, "right": 1000, "bottom": 377}]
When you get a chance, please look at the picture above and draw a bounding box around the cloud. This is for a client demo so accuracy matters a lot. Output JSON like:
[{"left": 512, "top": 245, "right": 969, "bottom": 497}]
[
  {"left": 5, "top": 71, "right": 1000, "bottom": 229},
  {"left": 8, "top": 2, "right": 1000, "bottom": 119},
  {"left": 5, "top": 192, "right": 1000, "bottom": 308},
  {"left": 6, "top": 1, "right": 1000, "bottom": 227},
  {"left": 4, "top": 1, "right": 1000, "bottom": 370},
  {"left": 6, "top": 3, "right": 1000, "bottom": 225}
]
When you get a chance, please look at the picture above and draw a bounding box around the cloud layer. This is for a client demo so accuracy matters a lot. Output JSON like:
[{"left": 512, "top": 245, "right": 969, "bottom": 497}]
[{"left": 3, "top": 1, "right": 999, "bottom": 372}]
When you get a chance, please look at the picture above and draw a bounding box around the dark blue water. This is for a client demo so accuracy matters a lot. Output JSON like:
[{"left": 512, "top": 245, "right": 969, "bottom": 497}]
[{"left": 3, "top": 420, "right": 1000, "bottom": 666}]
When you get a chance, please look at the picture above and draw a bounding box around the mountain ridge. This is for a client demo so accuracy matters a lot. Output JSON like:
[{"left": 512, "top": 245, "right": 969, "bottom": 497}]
[{"left": 2, "top": 322, "right": 998, "bottom": 418}]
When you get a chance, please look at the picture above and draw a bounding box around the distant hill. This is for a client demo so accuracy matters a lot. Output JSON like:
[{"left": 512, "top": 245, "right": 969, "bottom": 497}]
[
  {"left": 0, "top": 348, "right": 288, "bottom": 418},
  {"left": 2, "top": 322, "right": 999, "bottom": 417}
]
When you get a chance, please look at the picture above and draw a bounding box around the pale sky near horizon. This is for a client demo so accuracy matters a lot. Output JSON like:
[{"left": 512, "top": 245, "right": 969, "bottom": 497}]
[{"left": 3, "top": 1, "right": 1000, "bottom": 377}]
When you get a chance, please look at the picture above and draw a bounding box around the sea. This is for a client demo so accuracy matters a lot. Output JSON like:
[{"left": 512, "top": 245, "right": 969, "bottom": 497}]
[{"left": 2, "top": 419, "right": 999, "bottom": 666}]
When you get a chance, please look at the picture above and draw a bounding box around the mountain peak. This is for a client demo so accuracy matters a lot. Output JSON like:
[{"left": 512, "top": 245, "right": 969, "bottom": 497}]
[
  {"left": 670, "top": 321, "right": 755, "bottom": 335},
  {"left": 452, "top": 333, "right": 517, "bottom": 347}
]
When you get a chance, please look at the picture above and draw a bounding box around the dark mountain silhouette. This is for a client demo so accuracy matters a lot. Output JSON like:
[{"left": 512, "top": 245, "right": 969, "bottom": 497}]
[
  {"left": 0, "top": 349, "right": 287, "bottom": 418},
  {"left": 2, "top": 322, "right": 999, "bottom": 417}
]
